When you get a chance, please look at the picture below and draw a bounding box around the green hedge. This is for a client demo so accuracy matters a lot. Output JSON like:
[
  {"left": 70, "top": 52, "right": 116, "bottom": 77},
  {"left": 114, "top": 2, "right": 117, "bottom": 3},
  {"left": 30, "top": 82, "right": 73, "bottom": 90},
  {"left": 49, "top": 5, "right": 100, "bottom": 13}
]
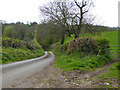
[
  {"left": 95, "top": 37, "right": 109, "bottom": 54},
  {"left": 2, "top": 37, "right": 43, "bottom": 50},
  {"left": 66, "top": 37, "right": 109, "bottom": 55},
  {"left": 2, "top": 37, "right": 45, "bottom": 63}
]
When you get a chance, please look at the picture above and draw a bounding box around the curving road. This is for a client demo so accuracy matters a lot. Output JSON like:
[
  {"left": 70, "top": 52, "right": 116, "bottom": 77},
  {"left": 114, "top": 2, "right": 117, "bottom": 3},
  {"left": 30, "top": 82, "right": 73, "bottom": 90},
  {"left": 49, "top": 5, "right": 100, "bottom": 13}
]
[{"left": 1, "top": 52, "right": 55, "bottom": 88}]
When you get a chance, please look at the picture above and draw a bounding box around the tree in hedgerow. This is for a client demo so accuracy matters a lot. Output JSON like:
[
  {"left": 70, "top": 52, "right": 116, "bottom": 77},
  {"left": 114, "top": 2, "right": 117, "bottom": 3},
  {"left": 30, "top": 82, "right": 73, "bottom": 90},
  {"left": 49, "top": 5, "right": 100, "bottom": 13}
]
[{"left": 3, "top": 25, "right": 16, "bottom": 38}]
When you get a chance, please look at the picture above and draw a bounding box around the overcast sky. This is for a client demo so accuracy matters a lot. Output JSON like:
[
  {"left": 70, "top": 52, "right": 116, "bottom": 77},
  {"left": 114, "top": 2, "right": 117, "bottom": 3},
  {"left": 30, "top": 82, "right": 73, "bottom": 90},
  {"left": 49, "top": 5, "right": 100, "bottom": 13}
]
[{"left": 0, "top": 0, "right": 119, "bottom": 27}]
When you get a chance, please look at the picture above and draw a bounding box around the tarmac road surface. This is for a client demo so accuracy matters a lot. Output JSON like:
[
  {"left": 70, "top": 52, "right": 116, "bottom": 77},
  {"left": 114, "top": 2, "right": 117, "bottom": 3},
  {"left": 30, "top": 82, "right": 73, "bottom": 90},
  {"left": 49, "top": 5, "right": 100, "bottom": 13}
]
[{"left": 1, "top": 52, "right": 55, "bottom": 88}]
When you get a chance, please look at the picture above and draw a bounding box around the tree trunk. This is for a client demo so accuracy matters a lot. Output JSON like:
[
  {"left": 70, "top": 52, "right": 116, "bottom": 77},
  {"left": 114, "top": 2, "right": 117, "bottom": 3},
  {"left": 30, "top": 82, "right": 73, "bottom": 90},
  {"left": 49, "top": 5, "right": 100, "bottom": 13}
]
[
  {"left": 68, "top": 33, "right": 71, "bottom": 37},
  {"left": 75, "top": 26, "right": 81, "bottom": 38},
  {"left": 66, "top": 30, "right": 71, "bottom": 37},
  {"left": 74, "top": 29, "right": 78, "bottom": 38},
  {"left": 74, "top": 27, "right": 78, "bottom": 38},
  {"left": 61, "top": 32, "right": 65, "bottom": 44}
]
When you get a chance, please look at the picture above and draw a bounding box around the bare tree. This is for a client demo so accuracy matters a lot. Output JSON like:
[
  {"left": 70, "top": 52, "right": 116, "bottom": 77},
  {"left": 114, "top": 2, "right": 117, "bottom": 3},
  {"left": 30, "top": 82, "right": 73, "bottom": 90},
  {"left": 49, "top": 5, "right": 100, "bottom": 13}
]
[
  {"left": 40, "top": 0, "right": 74, "bottom": 44},
  {"left": 73, "top": 0, "right": 94, "bottom": 38},
  {"left": 40, "top": 0, "right": 95, "bottom": 43}
]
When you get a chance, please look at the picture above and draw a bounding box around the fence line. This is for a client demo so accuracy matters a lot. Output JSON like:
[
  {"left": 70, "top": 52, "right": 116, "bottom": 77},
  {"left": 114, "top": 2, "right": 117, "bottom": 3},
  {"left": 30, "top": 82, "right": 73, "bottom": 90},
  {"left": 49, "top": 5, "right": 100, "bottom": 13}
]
[{"left": 105, "top": 45, "right": 120, "bottom": 60}]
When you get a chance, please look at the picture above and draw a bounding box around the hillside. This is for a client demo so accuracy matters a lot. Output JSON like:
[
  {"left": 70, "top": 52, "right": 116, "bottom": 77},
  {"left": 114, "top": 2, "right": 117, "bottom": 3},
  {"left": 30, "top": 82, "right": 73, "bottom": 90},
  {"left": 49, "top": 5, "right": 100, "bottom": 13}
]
[{"left": 2, "top": 37, "right": 44, "bottom": 64}]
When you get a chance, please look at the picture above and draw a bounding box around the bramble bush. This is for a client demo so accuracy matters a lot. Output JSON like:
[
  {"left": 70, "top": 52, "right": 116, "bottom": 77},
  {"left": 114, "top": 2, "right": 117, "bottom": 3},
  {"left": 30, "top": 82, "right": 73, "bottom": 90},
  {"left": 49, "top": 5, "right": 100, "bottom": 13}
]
[{"left": 66, "top": 37, "right": 109, "bottom": 55}]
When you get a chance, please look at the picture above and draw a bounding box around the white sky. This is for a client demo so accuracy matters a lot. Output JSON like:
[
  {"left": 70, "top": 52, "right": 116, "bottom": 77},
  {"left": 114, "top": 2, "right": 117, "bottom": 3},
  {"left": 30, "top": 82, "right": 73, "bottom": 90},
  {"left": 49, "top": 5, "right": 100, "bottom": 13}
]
[{"left": 0, "top": 0, "right": 119, "bottom": 27}]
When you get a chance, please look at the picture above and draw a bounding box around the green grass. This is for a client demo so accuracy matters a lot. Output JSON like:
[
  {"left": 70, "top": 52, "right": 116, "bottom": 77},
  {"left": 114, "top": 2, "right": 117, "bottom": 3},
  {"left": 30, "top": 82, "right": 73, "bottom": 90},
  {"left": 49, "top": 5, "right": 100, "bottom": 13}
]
[
  {"left": 2, "top": 47, "right": 44, "bottom": 64},
  {"left": 98, "top": 61, "right": 120, "bottom": 80},
  {"left": 56, "top": 33, "right": 100, "bottom": 45},
  {"left": 56, "top": 31, "right": 118, "bottom": 45},
  {"left": 97, "top": 61, "right": 120, "bottom": 88},
  {"left": 56, "top": 31, "right": 119, "bottom": 59},
  {"left": 101, "top": 31, "right": 119, "bottom": 59},
  {"left": 101, "top": 31, "right": 118, "bottom": 45},
  {"left": 52, "top": 31, "right": 118, "bottom": 71},
  {"left": 53, "top": 49, "right": 112, "bottom": 71}
]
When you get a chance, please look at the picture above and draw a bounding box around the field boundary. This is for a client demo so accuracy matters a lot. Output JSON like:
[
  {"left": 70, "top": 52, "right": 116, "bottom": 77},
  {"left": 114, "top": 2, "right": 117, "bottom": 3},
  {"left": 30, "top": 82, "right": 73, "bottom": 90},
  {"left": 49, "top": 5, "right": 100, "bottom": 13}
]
[{"left": 105, "top": 45, "right": 120, "bottom": 60}]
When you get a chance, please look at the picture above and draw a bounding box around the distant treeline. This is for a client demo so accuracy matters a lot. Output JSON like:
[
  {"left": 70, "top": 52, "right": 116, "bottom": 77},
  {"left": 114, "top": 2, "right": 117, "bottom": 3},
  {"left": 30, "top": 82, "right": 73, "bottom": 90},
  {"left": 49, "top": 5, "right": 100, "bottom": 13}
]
[{"left": 2, "top": 21, "right": 118, "bottom": 49}]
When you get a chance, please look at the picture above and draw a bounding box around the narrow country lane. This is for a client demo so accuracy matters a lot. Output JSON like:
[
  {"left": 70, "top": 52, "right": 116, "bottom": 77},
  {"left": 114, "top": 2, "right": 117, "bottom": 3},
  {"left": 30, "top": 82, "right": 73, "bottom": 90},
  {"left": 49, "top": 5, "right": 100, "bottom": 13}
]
[{"left": 1, "top": 52, "right": 55, "bottom": 88}]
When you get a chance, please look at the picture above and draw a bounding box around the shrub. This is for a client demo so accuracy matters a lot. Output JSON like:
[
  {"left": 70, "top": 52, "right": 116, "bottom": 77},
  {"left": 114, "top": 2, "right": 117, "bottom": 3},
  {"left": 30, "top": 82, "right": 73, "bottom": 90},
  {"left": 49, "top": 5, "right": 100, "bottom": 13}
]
[
  {"left": 20, "top": 41, "right": 27, "bottom": 47},
  {"left": 95, "top": 37, "right": 109, "bottom": 54},
  {"left": 61, "top": 43, "right": 68, "bottom": 52},
  {"left": 26, "top": 38, "right": 43, "bottom": 50},
  {"left": 2, "top": 37, "right": 12, "bottom": 48},
  {"left": 50, "top": 44, "right": 61, "bottom": 50},
  {"left": 11, "top": 38, "right": 21, "bottom": 48},
  {"left": 3, "top": 25, "right": 16, "bottom": 38},
  {"left": 67, "top": 37, "right": 109, "bottom": 55},
  {"left": 67, "top": 38, "right": 97, "bottom": 54},
  {"left": 2, "top": 37, "right": 22, "bottom": 48},
  {"left": 2, "top": 37, "right": 44, "bottom": 51}
]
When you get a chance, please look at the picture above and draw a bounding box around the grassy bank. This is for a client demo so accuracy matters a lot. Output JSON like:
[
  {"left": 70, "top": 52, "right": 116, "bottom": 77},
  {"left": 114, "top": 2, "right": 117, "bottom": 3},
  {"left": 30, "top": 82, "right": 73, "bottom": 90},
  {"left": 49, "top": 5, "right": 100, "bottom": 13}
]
[
  {"left": 52, "top": 31, "right": 118, "bottom": 71},
  {"left": 53, "top": 50, "right": 112, "bottom": 71},
  {"left": 2, "top": 37, "right": 45, "bottom": 64},
  {"left": 2, "top": 47, "right": 44, "bottom": 64},
  {"left": 51, "top": 30, "right": 119, "bottom": 88}
]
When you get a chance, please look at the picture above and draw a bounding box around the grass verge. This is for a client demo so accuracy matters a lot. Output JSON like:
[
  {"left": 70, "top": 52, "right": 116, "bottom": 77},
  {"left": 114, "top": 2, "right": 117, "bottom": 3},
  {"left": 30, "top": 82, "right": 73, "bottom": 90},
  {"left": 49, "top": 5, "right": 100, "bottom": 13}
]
[
  {"left": 52, "top": 49, "right": 112, "bottom": 71},
  {"left": 98, "top": 61, "right": 120, "bottom": 81},
  {"left": 2, "top": 47, "right": 44, "bottom": 64}
]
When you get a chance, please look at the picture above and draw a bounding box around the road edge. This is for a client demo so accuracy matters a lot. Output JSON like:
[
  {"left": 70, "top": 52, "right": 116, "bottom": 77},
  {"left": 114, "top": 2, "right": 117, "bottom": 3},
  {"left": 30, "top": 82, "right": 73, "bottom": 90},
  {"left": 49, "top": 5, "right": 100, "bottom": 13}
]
[{"left": 2, "top": 51, "right": 48, "bottom": 71}]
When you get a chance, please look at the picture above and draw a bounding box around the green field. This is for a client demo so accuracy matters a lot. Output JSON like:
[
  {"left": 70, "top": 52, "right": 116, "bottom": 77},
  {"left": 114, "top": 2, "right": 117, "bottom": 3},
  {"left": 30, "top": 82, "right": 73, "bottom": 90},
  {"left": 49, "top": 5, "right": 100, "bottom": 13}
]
[
  {"left": 101, "top": 31, "right": 118, "bottom": 45},
  {"left": 101, "top": 31, "right": 119, "bottom": 59},
  {"left": 55, "top": 33, "right": 98, "bottom": 45},
  {"left": 56, "top": 31, "right": 118, "bottom": 45}
]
